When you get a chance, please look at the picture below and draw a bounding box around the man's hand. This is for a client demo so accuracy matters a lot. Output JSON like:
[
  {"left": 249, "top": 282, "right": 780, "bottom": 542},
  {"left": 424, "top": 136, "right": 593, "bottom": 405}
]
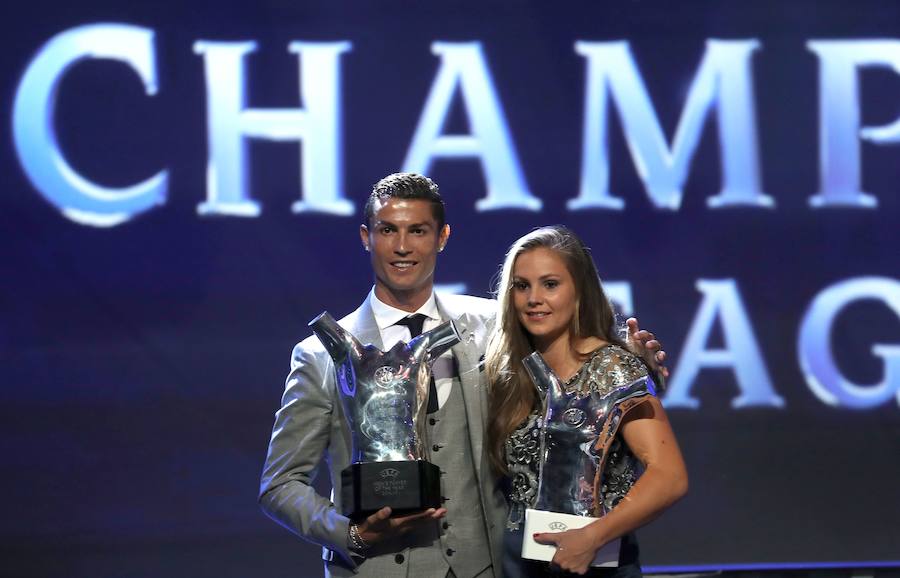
[
  {"left": 356, "top": 506, "right": 447, "bottom": 546},
  {"left": 626, "top": 317, "right": 668, "bottom": 380},
  {"left": 533, "top": 527, "right": 601, "bottom": 575}
]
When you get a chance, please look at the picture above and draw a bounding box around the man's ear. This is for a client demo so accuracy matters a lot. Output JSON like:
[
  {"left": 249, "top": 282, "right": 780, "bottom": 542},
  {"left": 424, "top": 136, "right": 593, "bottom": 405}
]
[
  {"left": 438, "top": 224, "right": 451, "bottom": 252},
  {"left": 359, "top": 224, "right": 370, "bottom": 252}
]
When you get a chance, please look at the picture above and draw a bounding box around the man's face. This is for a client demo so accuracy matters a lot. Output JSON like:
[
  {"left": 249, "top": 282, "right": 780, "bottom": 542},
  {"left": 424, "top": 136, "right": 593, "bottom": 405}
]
[{"left": 360, "top": 198, "right": 450, "bottom": 310}]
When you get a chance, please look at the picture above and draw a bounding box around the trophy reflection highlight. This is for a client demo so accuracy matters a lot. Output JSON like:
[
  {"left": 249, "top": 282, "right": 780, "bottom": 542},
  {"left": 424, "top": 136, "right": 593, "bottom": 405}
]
[
  {"left": 519, "top": 350, "right": 657, "bottom": 566},
  {"left": 310, "top": 312, "right": 460, "bottom": 520}
]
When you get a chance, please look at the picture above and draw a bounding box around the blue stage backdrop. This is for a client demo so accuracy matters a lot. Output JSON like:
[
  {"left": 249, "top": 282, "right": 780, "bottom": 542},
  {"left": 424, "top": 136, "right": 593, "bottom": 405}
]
[{"left": 2, "top": 1, "right": 899, "bottom": 576}]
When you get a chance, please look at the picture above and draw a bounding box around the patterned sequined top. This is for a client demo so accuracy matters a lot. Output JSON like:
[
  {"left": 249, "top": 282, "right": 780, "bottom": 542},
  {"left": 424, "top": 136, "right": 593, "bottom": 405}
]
[{"left": 504, "top": 344, "right": 649, "bottom": 530}]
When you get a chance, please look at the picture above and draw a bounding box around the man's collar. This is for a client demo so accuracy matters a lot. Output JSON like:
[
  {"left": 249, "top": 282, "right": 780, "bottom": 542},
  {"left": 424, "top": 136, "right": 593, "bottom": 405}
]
[{"left": 368, "top": 287, "right": 441, "bottom": 331}]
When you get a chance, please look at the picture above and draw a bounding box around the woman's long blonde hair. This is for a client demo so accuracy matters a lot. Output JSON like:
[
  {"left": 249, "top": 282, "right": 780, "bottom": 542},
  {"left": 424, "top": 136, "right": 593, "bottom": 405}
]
[{"left": 485, "top": 225, "right": 623, "bottom": 474}]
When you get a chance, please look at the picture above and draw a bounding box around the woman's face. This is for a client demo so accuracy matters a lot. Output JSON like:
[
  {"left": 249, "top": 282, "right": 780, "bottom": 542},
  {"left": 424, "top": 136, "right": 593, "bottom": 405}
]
[{"left": 511, "top": 247, "right": 578, "bottom": 347}]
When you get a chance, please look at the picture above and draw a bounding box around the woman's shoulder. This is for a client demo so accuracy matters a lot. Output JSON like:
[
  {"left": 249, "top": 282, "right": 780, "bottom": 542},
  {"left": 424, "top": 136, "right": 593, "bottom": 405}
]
[{"left": 580, "top": 343, "right": 649, "bottom": 391}]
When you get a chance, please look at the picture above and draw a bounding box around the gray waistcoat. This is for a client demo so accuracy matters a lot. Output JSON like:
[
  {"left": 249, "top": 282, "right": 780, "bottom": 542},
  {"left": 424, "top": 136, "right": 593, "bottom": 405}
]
[{"left": 405, "top": 372, "right": 493, "bottom": 578}]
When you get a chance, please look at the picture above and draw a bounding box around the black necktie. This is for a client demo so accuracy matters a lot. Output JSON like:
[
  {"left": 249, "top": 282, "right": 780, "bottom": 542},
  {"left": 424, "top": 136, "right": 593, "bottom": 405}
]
[{"left": 395, "top": 314, "right": 439, "bottom": 414}]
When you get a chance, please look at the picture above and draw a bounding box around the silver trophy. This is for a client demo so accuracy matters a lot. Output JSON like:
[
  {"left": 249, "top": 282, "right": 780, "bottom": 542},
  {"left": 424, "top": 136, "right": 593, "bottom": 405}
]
[
  {"left": 518, "top": 351, "right": 657, "bottom": 567},
  {"left": 309, "top": 311, "right": 460, "bottom": 520},
  {"left": 522, "top": 351, "right": 657, "bottom": 517}
]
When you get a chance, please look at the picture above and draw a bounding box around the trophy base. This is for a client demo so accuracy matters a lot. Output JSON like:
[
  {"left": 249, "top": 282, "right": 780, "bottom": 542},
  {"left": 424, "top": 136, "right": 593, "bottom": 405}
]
[
  {"left": 522, "top": 509, "right": 620, "bottom": 567},
  {"left": 341, "top": 460, "right": 442, "bottom": 520}
]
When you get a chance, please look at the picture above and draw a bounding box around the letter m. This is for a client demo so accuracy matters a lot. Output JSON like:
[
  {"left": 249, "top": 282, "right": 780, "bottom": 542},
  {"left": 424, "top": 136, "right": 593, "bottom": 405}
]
[{"left": 571, "top": 40, "right": 771, "bottom": 210}]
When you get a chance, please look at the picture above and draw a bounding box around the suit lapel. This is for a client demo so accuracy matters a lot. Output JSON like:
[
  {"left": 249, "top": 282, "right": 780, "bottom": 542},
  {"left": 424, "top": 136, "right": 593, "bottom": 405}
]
[
  {"left": 346, "top": 296, "right": 384, "bottom": 351},
  {"left": 436, "top": 294, "right": 489, "bottom": 479}
]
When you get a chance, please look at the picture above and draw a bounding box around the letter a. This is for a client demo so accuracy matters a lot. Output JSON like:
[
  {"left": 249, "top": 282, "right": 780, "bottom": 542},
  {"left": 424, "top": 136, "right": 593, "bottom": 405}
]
[
  {"left": 666, "top": 279, "right": 783, "bottom": 409},
  {"left": 403, "top": 42, "right": 539, "bottom": 211}
]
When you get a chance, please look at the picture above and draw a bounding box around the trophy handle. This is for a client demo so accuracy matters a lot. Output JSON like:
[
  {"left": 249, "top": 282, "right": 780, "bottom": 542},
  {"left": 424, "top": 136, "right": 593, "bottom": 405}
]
[
  {"left": 309, "top": 311, "right": 361, "bottom": 362},
  {"left": 522, "top": 351, "right": 565, "bottom": 404},
  {"left": 412, "top": 319, "right": 461, "bottom": 361},
  {"left": 522, "top": 351, "right": 563, "bottom": 515},
  {"left": 590, "top": 374, "right": 658, "bottom": 516}
]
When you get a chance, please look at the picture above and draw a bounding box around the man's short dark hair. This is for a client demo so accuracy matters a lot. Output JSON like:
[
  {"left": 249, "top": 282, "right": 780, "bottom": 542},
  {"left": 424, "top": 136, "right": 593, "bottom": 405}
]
[{"left": 364, "top": 172, "right": 445, "bottom": 228}]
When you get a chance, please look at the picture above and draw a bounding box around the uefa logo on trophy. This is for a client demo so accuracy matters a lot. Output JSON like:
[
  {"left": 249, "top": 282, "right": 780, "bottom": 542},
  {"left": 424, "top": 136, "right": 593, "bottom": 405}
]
[{"left": 309, "top": 311, "right": 460, "bottom": 520}]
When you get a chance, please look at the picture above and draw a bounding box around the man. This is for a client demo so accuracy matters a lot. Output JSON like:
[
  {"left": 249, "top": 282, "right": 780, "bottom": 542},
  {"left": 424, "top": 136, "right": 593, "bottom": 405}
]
[{"left": 259, "top": 173, "right": 665, "bottom": 577}]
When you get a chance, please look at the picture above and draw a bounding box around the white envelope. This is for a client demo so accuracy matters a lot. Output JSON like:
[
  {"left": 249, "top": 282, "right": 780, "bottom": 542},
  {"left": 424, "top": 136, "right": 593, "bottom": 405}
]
[{"left": 521, "top": 508, "right": 620, "bottom": 568}]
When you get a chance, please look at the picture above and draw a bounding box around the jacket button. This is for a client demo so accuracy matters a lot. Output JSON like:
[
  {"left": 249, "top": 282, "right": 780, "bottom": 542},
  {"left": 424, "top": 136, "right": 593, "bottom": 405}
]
[
  {"left": 394, "top": 554, "right": 405, "bottom": 564},
  {"left": 432, "top": 444, "right": 441, "bottom": 452},
  {"left": 429, "top": 418, "right": 436, "bottom": 425},
  {"left": 446, "top": 548, "right": 456, "bottom": 556},
  {"left": 442, "top": 522, "right": 450, "bottom": 530}
]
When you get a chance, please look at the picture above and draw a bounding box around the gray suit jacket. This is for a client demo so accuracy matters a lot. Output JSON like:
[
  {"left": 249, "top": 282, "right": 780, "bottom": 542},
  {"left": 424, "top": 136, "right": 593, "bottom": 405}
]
[{"left": 259, "top": 292, "right": 506, "bottom": 577}]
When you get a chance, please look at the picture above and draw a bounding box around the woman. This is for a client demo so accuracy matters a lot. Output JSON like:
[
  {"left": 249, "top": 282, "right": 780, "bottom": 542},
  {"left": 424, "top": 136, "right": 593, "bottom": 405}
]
[{"left": 485, "top": 226, "right": 688, "bottom": 577}]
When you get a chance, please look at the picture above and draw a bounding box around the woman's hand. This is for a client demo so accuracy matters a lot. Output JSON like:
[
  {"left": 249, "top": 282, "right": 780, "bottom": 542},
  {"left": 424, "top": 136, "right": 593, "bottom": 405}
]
[{"left": 533, "top": 526, "right": 604, "bottom": 575}]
